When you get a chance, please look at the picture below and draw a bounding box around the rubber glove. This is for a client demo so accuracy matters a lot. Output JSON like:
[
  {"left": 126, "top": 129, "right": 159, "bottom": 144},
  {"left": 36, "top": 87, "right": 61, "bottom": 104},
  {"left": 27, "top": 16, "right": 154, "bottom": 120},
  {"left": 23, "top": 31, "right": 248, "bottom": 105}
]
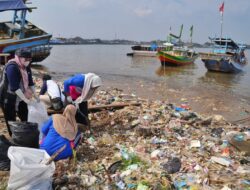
[
  {"left": 30, "top": 86, "right": 40, "bottom": 102},
  {"left": 15, "top": 89, "right": 35, "bottom": 105}
]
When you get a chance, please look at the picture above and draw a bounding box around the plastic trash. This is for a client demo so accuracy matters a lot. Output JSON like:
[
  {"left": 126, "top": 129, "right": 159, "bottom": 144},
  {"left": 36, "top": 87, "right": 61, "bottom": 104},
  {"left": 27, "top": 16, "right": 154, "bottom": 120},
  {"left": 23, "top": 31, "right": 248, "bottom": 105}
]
[
  {"left": 234, "top": 134, "right": 245, "bottom": 142},
  {"left": 161, "top": 157, "right": 181, "bottom": 174},
  {"left": 116, "top": 180, "right": 126, "bottom": 190},
  {"left": 151, "top": 136, "right": 167, "bottom": 144},
  {"left": 137, "top": 183, "right": 149, "bottom": 190},
  {"left": 0, "top": 135, "right": 12, "bottom": 171},
  {"left": 7, "top": 146, "right": 55, "bottom": 190},
  {"left": 210, "top": 156, "right": 231, "bottom": 167},
  {"left": 28, "top": 102, "right": 48, "bottom": 140},
  {"left": 174, "top": 107, "right": 186, "bottom": 112},
  {"left": 9, "top": 121, "right": 39, "bottom": 148},
  {"left": 108, "top": 160, "right": 122, "bottom": 174},
  {"left": 221, "top": 140, "right": 230, "bottom": 157},
  {"left": 190, "top": 140, "right": 201, "bottom": 148}
]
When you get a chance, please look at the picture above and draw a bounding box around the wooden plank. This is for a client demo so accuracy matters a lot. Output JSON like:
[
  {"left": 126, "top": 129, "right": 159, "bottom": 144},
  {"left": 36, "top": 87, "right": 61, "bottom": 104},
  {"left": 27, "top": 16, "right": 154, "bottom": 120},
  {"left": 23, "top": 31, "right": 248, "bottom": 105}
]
[{"left": 47, "top": 102, "right": 141, "bottom": 115}]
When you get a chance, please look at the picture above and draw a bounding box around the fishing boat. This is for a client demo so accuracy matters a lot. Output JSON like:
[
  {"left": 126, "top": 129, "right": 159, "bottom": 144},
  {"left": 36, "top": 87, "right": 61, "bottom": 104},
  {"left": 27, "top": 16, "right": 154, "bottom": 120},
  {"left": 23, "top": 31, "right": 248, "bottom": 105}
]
[
  {"left": 157, "top": 25, "right": 198, "bottom": 66},
  {"left": 200, "top": 38, "right": 247, "bottom": 73},
  {"left": 158, "top": 43, "right": 198, "bottom": 66},
  {"left": 0, "top": 0, "right": 52, "bottom": 64},
  {"left": 200, "top": 2, "right": 247, "bottom": 73},
  {"left": 129, "top": 43, "right": 166, "bottom": 57}
]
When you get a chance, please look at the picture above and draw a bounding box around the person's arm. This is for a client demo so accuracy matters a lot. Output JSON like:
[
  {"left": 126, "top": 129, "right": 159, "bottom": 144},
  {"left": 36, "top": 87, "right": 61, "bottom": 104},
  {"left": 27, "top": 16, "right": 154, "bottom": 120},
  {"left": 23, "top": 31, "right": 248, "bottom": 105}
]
[
  {"left": 39, "top": 81, "right": 47, "bottom": 95},
  {"left": 6, "top": 64, "right": 21, "bottom": 92},
  {"left": 6, "top": 64, "right": 33, "bottom": 104},
  {"left": 26, "top": 66, "right": 34, "bottom": 86},
  {"left": 42, "top": 117, "right": 53, "bottom": 136}
]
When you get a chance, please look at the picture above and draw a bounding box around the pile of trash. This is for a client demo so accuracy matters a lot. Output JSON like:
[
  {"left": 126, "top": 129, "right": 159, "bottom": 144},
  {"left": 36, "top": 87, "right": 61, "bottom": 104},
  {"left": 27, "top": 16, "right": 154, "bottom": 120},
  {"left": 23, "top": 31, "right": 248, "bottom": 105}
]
[{"left": 52, "top": 88, "right": 250, "bottom": 190}]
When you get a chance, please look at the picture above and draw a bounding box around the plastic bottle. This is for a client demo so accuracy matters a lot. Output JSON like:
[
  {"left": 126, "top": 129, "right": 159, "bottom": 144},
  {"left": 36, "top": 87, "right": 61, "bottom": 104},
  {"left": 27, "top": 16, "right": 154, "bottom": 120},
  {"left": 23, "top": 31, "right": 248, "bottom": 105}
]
[{"left": 221, "top": 140, "right": 230, "bottom": 157}]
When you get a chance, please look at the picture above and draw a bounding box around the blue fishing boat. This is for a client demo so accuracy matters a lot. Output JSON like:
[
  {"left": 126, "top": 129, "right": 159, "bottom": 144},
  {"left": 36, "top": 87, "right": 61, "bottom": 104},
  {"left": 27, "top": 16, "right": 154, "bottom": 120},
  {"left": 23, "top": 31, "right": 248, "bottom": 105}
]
[
  {"left": 200, "top": 38, "right": 247, "bottom": 73},
  {"left": 0, "top": 0, "right": 52, "bottom": 64}
]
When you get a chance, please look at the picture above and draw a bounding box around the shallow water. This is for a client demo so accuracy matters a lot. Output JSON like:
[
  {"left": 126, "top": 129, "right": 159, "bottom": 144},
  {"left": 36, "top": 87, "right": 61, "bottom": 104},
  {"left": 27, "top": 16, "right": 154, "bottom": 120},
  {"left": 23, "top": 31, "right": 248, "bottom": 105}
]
[{"left": 40, "top": 45, "right": 250, "bottom": 98}]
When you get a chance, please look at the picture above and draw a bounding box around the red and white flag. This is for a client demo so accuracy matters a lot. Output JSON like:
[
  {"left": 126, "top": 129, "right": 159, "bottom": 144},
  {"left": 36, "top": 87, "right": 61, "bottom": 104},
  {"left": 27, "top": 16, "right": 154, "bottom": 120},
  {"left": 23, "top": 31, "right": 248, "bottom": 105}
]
[{"left": 219, "top": 2, "right": 224, "bottom": 14}]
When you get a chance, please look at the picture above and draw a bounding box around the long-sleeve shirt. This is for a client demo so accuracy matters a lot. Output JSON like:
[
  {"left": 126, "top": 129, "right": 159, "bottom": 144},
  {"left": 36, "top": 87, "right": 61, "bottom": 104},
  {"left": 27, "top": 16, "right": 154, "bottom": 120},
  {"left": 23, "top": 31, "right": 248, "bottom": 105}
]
[
  {"left": 63, "top": 74, "right": 85, "bottom": 94},
  {"left": 39, "top": 117, "right": 80, "bottom": 161},
  {"left": 6, "top": 63, "right": 34, "bottom": 92}
]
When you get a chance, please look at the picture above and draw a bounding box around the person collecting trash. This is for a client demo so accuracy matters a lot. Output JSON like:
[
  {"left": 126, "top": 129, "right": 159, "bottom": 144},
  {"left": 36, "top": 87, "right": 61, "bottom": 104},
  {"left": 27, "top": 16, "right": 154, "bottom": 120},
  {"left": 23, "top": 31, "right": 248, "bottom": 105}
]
[
  {"left": 39, "top": 104, "right": 82, "bottom": 161},
  {"left": 0, "top": 48, "right": 39, "bottom": 135},
  {"left": 39, "top": 74, "right": 65, "bottom": 111},
  {"left": 63, "top": 73, "right": 102, "bottom": 125}
]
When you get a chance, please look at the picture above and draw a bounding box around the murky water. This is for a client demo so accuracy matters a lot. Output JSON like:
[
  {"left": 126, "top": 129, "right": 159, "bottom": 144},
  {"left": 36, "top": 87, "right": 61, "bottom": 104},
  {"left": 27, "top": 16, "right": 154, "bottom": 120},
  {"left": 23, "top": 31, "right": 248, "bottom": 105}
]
[{"left": 41, "top": 45, "right": 250, "bottom": 98}]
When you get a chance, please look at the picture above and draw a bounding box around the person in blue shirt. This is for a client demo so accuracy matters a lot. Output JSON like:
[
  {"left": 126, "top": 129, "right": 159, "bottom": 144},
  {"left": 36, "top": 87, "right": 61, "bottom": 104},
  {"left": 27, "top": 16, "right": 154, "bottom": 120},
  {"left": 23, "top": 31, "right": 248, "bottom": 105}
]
[
  {"left": 40, "top": 104, "right": 81, "bottom": 161},
  {"left": 1, "top": 48, "right": 39, "bottom": 135},
  {"left": 63, "top": 73, "right": 102, "bottom": 125}
]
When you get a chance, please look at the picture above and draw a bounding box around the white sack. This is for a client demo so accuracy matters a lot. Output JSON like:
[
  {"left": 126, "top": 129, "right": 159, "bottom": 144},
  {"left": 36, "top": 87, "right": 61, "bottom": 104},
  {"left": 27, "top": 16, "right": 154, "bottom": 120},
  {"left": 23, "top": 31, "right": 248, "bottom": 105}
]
[{"left": 7, "top": 146, "right": 55, "bottom": 190}]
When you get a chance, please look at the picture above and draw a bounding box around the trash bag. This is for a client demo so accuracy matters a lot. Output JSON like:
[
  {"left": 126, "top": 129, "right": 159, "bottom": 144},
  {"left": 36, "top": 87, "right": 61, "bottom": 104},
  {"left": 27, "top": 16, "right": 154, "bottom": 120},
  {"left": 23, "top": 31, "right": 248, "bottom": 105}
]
[
  {"left": 8, "top": 146, "right": 55, "bottom": 190},
  {"left": 9, "top": 121, "right": 39, "bottom": 148},
  {"left": 28, "top": 102, "right": 49, "bottom": 139},
  {"left": 0, "top": 135, "right": 12, "bottom": 171},
  {"left": 162, "top": 157, "right": 182, "bottom": 174}
]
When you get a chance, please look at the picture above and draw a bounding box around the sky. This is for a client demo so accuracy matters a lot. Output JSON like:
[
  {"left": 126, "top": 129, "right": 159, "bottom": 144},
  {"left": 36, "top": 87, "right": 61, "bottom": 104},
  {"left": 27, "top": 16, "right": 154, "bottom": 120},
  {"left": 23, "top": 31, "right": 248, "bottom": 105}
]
[{"left": 2, "top": 0, "right": 250, "bottom": 44}]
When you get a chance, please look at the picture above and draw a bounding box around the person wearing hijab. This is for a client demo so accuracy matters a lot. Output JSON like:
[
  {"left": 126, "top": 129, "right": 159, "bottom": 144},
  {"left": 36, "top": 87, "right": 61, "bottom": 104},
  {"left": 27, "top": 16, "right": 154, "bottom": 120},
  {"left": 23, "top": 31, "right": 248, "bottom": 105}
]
[
  {"left": 40, "top": 104, "right": 82, "bottom": 161},
  {"left": 63, "top": 73, "right": 102, "bottom": 125},
  {"left": 1, "top": 48, "right": 39, "bottom": 135}
]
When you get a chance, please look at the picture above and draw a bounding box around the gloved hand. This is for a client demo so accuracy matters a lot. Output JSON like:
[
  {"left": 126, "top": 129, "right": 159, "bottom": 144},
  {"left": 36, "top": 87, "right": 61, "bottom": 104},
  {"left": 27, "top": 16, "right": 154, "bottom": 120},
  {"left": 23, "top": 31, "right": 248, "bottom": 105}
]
[
  {"left": 30, "top": 86, "right": 40, "bottom": 102},
  {"left": 15, "top": 89, "right": 31, "bottom": 104},
  {"left": 66, "top": 96, "right": 73, "bottom": 103},
  {"left": 34, "top": 95, "right": 40, "bottom": 103}
]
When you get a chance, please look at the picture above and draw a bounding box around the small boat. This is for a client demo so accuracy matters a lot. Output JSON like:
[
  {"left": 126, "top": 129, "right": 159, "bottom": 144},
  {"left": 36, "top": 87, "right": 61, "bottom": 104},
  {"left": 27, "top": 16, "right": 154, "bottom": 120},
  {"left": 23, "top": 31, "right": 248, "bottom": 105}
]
[
  {"left": 0, "top": 0, "right": 52, "bottom": 64},
  {"left": 200, "top": 38, "right": 247, "bottom": 73},
  {"left": 130, "top": 44, "right": 166, "bottom": 57},
  {"left": 158, "top": 43, "right": 198, "bottom": 66},
  {"left": 157, "top": 25, "right": 198, "bottom": 66}
]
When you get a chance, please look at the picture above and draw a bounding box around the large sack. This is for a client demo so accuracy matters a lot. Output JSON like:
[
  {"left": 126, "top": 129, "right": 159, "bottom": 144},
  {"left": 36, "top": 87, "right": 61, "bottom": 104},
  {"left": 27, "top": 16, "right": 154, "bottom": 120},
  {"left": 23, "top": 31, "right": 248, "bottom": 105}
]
[
  {"left": 9, "top": 121, "right": 39, "bottom": 148},
  {"left": 28, "top": 102, "right": 48, "bottom": 139},
  {"left": 7, "top": 146, "right": 55, "bottom": 190},
  {"left": 0, "top": 135, "right": 12, "bottom": 171}
]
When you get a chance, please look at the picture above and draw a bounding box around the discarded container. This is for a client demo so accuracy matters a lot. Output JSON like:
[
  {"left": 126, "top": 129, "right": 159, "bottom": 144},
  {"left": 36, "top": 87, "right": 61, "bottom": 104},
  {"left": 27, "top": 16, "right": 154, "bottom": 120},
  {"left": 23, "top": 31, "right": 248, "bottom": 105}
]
[{"left": 210, "top": 156, "right": 231, "bottom": 167}]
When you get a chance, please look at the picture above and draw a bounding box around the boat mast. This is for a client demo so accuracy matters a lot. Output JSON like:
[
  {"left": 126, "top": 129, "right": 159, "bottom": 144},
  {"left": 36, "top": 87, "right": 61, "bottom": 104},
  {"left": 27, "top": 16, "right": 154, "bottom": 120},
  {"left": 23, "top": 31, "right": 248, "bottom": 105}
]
[{"left": 219, "top": 2, "right": 224, "bottom": 39}]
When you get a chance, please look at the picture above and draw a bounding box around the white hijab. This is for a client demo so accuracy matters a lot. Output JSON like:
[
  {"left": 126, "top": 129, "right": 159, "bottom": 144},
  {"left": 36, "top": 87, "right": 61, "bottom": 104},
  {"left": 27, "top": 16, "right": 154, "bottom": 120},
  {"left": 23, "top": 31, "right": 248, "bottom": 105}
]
[{"left": 74, "top": 73, "right": 102, "bottom": 104}]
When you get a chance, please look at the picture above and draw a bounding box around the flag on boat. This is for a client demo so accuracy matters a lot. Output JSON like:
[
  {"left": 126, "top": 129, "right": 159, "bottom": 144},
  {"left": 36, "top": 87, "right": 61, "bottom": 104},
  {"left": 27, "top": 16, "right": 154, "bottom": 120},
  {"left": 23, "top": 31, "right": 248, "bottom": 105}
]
[
  {"left": 219, "top": 2, "right": 224, "bottom": 15},
  {"left": 190, "top": 25, "right": 193, "bottom": 37}
]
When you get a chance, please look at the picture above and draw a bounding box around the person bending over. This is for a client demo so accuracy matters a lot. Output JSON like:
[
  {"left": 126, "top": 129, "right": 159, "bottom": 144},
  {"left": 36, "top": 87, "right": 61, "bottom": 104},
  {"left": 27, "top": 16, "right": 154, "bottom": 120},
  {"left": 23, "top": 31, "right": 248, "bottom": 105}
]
[
  {"left": 40, "top": 104, "right": 81, "bottom": 161},
  {"left": 63, "top": 73, "right": 102, "bottom": 125}
]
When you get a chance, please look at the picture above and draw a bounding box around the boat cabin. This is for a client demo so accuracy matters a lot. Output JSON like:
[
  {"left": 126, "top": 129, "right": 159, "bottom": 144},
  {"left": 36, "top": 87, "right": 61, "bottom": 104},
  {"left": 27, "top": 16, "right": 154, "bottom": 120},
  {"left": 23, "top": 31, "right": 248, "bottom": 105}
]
[{"left": 0, "top": 0, "right": 46, "bottom": 40}]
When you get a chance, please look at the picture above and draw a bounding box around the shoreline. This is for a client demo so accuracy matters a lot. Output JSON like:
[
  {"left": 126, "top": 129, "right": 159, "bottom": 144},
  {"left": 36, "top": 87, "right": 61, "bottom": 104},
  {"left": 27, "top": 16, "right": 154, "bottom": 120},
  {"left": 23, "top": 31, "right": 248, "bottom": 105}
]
[
  {"left": 31, "top": 65, "right": 250, "bottom": 123},
  {"left": 0, "top": 67, "right": 249, "bottom": 189}
]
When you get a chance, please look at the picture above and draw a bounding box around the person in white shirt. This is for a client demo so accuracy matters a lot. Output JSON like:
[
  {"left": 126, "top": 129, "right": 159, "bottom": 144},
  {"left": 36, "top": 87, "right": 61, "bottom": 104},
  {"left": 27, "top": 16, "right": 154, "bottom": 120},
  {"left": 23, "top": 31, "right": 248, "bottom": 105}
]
[{"left": 39, "top": 74, "right": 65, "bottom": 110}]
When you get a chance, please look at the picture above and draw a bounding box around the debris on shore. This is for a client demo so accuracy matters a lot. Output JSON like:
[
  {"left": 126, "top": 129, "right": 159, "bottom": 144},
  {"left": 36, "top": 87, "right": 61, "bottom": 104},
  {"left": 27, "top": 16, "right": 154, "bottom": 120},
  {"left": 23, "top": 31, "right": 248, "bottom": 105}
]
[
  {"left": 0, "top": 69, "right": 249, "bottom": 190},
  {"left": 52, "top": 88, "right": 250, "bottom": 190}
]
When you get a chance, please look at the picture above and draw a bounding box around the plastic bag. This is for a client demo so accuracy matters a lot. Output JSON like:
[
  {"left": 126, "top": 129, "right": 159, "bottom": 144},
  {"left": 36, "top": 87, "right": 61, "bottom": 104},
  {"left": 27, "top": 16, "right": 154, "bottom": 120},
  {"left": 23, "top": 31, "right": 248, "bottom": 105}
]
[
  {"left": 7, "top": 146, "right": 55, "bottom": 190},
  {"left": 0, "top": 135, "right": 12, "bottom": 171},
  {"left": 28, "top": 102, "right": 48, "bottom": 139},
  {"left": 9, "top": 121, "right": 39, "bottom": 148}
]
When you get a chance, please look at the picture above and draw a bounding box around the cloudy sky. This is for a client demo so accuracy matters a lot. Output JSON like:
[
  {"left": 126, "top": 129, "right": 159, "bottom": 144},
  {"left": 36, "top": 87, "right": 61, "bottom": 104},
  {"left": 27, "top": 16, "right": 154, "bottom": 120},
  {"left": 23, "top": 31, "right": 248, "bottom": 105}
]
[{"left": 3, "top": 0, "right": 250, "bottom": 43}]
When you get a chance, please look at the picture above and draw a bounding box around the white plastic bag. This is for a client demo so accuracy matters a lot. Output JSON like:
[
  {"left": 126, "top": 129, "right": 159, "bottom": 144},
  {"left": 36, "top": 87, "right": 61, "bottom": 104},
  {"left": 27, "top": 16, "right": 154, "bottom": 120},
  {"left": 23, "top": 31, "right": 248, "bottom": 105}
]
[
  {"left": 28, "top": 102, "right": 48, "bottom": 139},
  {"left": 7, "top": 146, "right": 55, "bottom": 190}
]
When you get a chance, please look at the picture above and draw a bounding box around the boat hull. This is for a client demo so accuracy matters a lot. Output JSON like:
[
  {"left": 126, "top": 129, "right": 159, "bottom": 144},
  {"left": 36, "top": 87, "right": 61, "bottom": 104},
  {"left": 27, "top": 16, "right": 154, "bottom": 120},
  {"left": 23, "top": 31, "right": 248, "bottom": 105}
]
[
  {"left": 132, "top": 50, "right": 157, "bottom": 57},
  {"left": 0, "top": 34, "right": 52, "bottom": 64},
  {"left": 202, "top": 59, "right": 244, "bottom": 73},
  {"left": 158, "top": 51, "right": 197, "bottom": 66}
]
